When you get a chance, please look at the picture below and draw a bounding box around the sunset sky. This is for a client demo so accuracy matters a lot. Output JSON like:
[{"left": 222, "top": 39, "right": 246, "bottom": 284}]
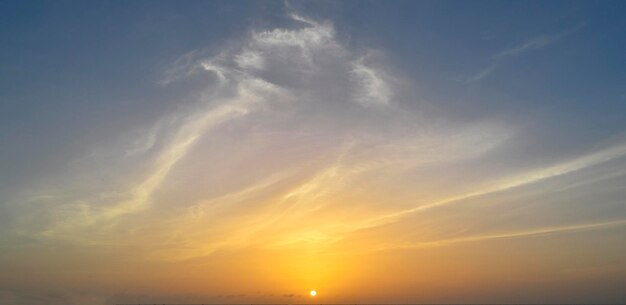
[{"left": 1, "top": 1, "right": 626, "bottom": 304}]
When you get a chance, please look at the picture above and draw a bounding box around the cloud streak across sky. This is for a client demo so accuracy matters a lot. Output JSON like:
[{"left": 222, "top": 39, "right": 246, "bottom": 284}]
[
  {"left": 18, "top": 12, "right": 517, "bottom": 251},
  {"left": 1, "top": 2, "right": 625, "bottom": 304},
  {"left": 467, "top": 23, "right": 586, "bottom": 82}
]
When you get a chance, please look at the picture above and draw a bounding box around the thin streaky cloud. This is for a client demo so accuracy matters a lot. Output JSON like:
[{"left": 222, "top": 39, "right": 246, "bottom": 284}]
[
  {"left": 40, "top": 78, "right": 289, "bottom": 241},
  {"left": 382, "top": 219, "right": 626, "bottom": 250},
  {"left": 492, "top": 34, "right": 558, "bottom": 60},
  {"left": 27, "top": 12, "right": 401, "bottom": 245},
  {"left": 468, "top": 24, "right": 586, "bottom": 82},
  {"left": 467, "top": 34, "right": 558, "bottom": 82},
  {"left": 352, "top": 142, "right": 626, "bottom": 231}
]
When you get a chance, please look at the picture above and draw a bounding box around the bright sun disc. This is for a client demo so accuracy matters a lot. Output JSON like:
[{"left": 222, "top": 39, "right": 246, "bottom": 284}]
[{"left": 310, "top": 290, "right": 317, "bottom": 297}]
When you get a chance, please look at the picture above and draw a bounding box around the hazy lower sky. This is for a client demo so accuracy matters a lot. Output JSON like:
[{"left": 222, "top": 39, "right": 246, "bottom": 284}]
[{"left": 1, "top": 1, "right": 626, "bottom": 304}]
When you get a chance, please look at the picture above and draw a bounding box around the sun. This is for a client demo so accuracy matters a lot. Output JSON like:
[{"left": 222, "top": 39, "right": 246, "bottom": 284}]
[{"left": 310, "top": 290, "right": 317, "bottom": 297}]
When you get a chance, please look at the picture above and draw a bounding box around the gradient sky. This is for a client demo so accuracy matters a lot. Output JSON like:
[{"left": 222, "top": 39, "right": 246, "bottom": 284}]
[{"left": 1, "top": 1, "right": 626, "bottom": 304}]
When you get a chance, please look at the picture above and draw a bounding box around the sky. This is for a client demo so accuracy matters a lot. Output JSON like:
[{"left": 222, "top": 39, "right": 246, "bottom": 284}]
[{"left": 1, "top": 1, "right": 626, "bottom": 304}]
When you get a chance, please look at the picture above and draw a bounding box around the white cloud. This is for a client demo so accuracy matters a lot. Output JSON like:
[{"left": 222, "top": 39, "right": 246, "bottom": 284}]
[
  {"left": 378, "top": 219, "right": 626, "bottom": 250},
  {"left": 351, "top": 141, "right": 626, "bottom": 232},
  {"left": 351, "top": 56, "right": 392, "bottom": 106},
  {"left": 235, "top": 50, "right": 265, "bottom": 71},
  {"left": 467, "top": 25, "right": 585, "bottom": 82},
  {"left": 15, "top": 12, "right": 511, "bottom": 254}
]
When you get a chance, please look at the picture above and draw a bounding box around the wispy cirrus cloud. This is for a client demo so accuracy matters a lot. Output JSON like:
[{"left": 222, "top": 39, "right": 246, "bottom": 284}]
[
  {"left": 6, "top": 10, "right": 619, "bottom": 273},
  {"left": 351, "top": 54, "right": 392, "bottom": 107},
  {"left": 467, "top": 24, "right": 586, "bottom": 82},
  {"left": 13, "top": 13, "right": 404, "bottom": 245},
  {"left": 376, "top": 219, "right": 626, "bottom": 251},
  {"left": 10, "top": 11, "right": 514, "bottom": 256}
]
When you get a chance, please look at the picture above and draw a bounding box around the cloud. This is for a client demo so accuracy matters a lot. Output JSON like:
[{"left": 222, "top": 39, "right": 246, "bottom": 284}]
[
  {"left": 467, "top": 34, "right": 559, "bottom": 82},
  {"left": 350, "top": 141, "right": 626, "bottom": 231},
  {"left": 379, "top": 219, "right": 626, "bottom": 251},
  {"left": 493, "top": 34, "right": 559, "bottom": 60},
  {"left": 9, "top": 12, "right": 509, "bottom": 258},
  {"left": 467, "top": 25, "right": 585, "bottom": 82},
  {"left": 13, "top": 13, "right": 394, "bottom": 243},
  {"left": 39, "top": 76, "right": 288, "bottom": 241},
  {"left": 351, "top": 54, "right": 392, "bottom": 106}
]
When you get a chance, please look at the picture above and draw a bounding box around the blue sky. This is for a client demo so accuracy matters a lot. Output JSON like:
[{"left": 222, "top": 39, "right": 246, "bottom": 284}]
[{"left": 1, "top": 1, "right": 626, "bottom": 304}]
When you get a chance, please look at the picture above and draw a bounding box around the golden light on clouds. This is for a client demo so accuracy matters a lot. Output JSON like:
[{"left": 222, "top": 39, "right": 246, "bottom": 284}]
[{"left": 2, "top": 4, "right": 626, "bottom": 305}]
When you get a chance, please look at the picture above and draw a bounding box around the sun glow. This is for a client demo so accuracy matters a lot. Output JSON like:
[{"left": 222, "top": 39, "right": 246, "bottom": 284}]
[{"left": 310, "top": 290, "right": 317, "bottom": 297}]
